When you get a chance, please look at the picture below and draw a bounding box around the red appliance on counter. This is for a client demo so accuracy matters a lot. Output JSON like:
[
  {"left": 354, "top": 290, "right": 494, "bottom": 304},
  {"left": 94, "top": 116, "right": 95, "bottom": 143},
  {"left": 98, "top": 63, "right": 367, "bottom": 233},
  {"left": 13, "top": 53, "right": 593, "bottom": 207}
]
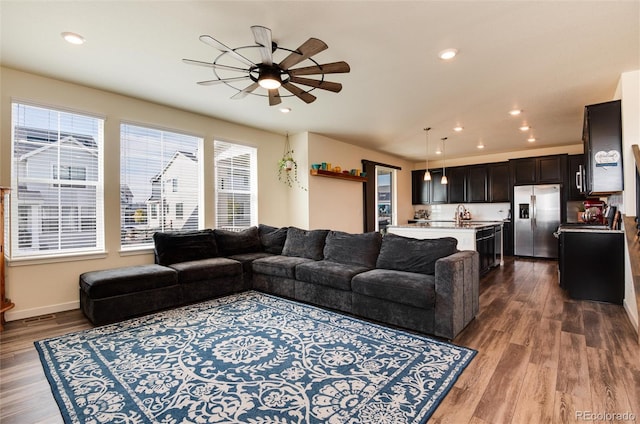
[{"left": 582, "top": 200, "right": 606, "bottom": 224}]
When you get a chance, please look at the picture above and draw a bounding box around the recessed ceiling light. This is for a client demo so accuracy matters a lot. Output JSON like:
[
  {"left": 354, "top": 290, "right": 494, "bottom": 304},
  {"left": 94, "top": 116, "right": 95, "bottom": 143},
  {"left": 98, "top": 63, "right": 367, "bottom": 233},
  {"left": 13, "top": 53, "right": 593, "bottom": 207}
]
[
  {"left": 453, "top": 126, "right": 463, "bottom": 132},
  {"left": 61, "top": 32, "right": 85, "bottom": 45},
  {"left": 519, "top": 125, "right": 530, "bottom": 132},
  {"left": 279, "top": 107, "right": 291, "bottom": 114},
  {"left": 477, "top": 144, "right": 485, "bottom": 149},
  {"left": 509, "top": 109, "right": 522, "bottom": 116},
  {"left": 528, "top": 137, "right": 536, "bottom": 142},
  {"left": 438, "top": 48, "right": 458, "bottom": 60},
  {"left": 435, "top": 148, "right": 442, "bottom": 155}
]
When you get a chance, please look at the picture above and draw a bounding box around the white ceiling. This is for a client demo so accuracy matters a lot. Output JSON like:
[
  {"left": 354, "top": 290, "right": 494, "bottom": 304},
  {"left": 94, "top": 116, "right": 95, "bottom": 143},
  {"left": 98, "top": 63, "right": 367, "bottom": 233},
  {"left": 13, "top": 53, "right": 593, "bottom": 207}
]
[{"left": 1, "top": 1, "right": 638, "bottom": 162}]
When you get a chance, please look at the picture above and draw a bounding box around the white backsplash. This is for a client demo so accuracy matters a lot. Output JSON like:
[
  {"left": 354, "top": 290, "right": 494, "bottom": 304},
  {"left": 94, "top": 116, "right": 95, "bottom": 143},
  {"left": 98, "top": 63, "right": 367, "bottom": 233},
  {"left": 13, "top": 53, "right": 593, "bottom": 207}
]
[{"left": 414, "top": 203, "right": 511, "bottom": 221}]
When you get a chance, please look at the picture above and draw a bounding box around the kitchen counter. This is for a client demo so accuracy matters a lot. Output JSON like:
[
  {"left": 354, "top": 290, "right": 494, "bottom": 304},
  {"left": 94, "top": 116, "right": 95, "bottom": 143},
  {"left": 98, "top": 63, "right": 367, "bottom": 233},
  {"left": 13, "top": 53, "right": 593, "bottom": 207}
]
[{"left": 401, "top": 220, "right": 504, "bottom": 230}]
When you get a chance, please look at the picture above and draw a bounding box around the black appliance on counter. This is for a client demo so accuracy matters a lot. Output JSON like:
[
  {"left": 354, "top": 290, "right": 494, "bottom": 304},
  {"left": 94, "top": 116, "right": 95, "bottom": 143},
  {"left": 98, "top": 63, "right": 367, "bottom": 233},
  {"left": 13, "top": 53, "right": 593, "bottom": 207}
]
[{"left": 556, "top": 223, "right": 624, "bottom": 304}]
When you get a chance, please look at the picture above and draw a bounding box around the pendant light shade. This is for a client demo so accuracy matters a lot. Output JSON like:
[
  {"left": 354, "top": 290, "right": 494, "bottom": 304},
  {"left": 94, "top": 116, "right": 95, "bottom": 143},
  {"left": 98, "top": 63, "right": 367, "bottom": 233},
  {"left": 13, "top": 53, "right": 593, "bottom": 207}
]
[
  {"left": 423, "top": 127, "right": 432, "bottom": 181},
  {"left": 441, "top": 137, "right": 448, "bottom": 185}
]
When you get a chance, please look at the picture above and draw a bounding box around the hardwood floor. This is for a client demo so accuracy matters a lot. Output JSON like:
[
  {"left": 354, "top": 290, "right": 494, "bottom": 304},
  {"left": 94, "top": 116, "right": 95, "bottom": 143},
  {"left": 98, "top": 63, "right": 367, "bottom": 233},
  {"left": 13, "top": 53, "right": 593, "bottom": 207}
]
[{"left": 1, "top": 257, "right": 638, "bottom": 423}]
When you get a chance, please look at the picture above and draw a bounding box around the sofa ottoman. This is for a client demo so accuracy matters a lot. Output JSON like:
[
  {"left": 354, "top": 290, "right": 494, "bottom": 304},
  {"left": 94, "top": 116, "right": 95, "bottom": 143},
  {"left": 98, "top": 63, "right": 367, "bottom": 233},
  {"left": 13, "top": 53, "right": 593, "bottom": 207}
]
[{"left": 79, "top": 264, "right": 179, "bottom": 326}]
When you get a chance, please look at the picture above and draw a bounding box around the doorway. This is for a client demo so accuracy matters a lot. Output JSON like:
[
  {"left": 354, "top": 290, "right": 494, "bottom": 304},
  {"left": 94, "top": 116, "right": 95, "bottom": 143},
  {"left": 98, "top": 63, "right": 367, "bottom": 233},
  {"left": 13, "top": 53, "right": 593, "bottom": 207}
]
[{"left": 375, "top": 166, "right": 396, "bottom": 233}]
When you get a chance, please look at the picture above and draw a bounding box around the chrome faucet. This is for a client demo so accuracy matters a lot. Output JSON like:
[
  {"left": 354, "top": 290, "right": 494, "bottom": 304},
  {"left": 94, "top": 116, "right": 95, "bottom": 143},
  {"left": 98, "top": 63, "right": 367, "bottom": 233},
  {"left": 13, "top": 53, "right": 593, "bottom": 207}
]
[{"left": 455, "top": 204, "right": 466, "bottom": 225}]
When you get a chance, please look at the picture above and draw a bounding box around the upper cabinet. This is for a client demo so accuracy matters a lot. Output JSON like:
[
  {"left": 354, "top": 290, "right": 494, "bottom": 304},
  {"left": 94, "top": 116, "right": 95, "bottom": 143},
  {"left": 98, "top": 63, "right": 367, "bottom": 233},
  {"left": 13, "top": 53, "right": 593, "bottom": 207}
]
[
  {"left": 412, "top": 162, "right": 508, "bottom": 204},
  {"left": 487, "top": 162, "right": 510, "bottom": 202},
  {"left": 510, "top": 154, "right": 567, "bottom": 185},
  {"left": 567, "top": 154, "right": 587, "bottom": 201},
  {"left": 583, "top": 100, "right": 623, "bottom": 195},
  {"left": 467, "top": 165, "right": 489, "bottom": 203}
]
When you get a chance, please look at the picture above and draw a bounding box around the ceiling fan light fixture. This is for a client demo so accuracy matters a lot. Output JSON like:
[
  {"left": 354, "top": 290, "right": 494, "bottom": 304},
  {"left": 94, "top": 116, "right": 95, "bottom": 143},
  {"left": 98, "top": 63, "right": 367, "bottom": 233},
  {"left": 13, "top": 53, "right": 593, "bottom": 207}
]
[{"left": 258, "top": 73, "right": 282, "bottom": 89}]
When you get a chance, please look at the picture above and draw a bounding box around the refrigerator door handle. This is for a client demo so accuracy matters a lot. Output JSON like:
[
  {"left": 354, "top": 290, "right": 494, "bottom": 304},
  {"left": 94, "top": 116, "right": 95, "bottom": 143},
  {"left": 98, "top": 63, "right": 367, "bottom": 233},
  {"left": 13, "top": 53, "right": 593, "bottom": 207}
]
[{"left": 531, "top": 194, "right": 536, "bottom": 229}]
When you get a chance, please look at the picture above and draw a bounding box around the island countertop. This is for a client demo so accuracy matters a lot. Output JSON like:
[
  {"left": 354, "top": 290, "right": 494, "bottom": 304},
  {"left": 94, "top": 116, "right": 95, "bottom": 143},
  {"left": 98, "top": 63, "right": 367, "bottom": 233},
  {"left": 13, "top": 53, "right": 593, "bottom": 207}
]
[{"left": 392, "top": 220, "right": 504, "bottom": 230}]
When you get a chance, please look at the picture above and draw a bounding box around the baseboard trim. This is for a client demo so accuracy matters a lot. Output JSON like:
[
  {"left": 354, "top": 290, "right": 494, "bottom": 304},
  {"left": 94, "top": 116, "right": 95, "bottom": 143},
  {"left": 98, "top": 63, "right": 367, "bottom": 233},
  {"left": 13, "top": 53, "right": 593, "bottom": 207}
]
[
  {"left": 4, "top": 301, "right": 80, "bottom": 322},
  {"left": 623, "top": 298, "right": 639, "bottom": 335}
]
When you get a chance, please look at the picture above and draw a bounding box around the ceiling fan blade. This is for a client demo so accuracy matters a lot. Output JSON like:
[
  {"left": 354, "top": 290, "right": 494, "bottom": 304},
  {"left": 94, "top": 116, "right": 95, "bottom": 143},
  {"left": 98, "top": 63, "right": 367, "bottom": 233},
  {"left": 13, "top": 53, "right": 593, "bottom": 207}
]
[
  {"left": 281, "top": 82, "right": 316, "bottom": 104},
  {"left": 231, "top": 82, "right": 260, "bottom": 99},
  {"left": 197, "top": 76, "right": 250, "bottom": 86},
  {"left": 268, "top": 89, "right": 282, "bottom": 106},
  {"left": 182, "top": 58, "right": 250, "bottom": 73},
  {"left": 289, "top": 76, "right": 342, "bottom": 93},
  {"left": 251, "top": 25, "right": 273, "bottom": 66},
  {"left": 288, "top": 61, "right": 351, "bottom": 76},
  {"left": 199, "top": 35, "right": 255, "bottom": 67},
  {"left": 278, "top": 38, "right": 328, "bottom": 70}
]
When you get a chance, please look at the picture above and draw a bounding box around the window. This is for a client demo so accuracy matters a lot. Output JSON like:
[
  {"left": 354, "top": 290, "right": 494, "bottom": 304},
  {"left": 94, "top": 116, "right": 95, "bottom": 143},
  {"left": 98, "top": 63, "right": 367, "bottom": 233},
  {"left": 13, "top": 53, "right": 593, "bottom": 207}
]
[
  {"left": 120, "top": 123, "right": 202, "bottom": 248},
  {"left": 9, "top": 102, "right": 104, "bottom": 258},
  {"left": 214, "top": 140, "right": 257, "bottom": 231}
]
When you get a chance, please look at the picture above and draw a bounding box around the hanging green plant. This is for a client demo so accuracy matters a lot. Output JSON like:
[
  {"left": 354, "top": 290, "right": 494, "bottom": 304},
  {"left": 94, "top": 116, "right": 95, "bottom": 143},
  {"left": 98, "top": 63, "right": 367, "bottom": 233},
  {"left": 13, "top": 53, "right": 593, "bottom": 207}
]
[{"left": 278, "top": 133, "right": 306, "bottom": 190}]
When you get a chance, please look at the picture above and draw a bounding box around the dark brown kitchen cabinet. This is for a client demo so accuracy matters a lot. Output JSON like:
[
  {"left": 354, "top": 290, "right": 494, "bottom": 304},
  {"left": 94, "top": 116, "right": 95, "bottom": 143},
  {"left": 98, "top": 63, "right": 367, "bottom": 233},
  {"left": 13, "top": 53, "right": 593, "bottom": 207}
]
[
  {"left": 430, "top": 169, "right": 447, "bottom": 203},
  {"left": 567, "top": 154, "right": 587, "bottom": 201},
  {"left": 447, "top": 167, "right": 467, "bottom": 203},
  {"left": 510, "top": 154, "right": 567, "bottom": 185},
  {"left": 411, "top": 169, "right": 430, "bottom": 204},
  {"left": 583, "top": 100, "right": 623, "bottom": 194},
  {"left": 467, "top": 165, "right": 488, "bottom": 203},
  {"left": 488, "top": 162, "right": 510, "bottom": 202}
]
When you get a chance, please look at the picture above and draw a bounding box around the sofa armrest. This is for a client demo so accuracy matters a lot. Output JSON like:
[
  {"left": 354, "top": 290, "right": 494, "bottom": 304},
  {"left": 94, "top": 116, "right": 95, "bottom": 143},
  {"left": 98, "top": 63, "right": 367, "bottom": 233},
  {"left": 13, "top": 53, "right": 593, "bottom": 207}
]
[{"left": 434, "top": 250, "right": 479, "bottom": 339}]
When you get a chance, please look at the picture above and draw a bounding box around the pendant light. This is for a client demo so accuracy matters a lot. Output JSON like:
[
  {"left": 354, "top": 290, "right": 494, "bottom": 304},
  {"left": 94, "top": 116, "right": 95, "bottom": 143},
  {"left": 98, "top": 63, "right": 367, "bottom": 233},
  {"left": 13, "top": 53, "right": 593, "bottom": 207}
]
[
  {"left": 423, "top": 127, "right": 432, "bottom": 181},
  {"left": 440, "top": 137, "right": 448, "bottom": 185}
]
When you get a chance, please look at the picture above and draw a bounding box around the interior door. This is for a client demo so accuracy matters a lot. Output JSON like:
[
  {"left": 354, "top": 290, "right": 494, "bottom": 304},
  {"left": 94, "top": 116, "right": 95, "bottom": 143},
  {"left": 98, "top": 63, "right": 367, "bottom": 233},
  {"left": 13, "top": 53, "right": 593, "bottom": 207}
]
[{"left": 375, "top": 166, "right": 396, "bottom": 233}]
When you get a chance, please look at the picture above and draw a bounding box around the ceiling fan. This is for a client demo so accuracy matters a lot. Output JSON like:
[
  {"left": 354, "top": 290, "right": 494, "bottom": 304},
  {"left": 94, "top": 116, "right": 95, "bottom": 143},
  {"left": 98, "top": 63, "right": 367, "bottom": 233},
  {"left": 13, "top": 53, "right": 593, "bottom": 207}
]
[{"left": 183, "top": 26, "right": 350, "bottom": 106}]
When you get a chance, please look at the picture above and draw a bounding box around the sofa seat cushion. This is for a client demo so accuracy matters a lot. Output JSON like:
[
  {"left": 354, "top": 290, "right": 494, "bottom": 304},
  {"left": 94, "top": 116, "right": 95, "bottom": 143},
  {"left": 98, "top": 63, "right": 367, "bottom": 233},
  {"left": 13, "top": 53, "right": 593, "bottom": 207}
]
[
  {"left": 376, "top": 233, "right": 458, "bottom": 275},
  {"left": 153, "top": 229, "right": 218, "bottom": 265},
  {"left": 214, "top": 227, "right": 262, "bottom": 256},
  {"left": 282, "top": 227, "right": 329, "bottom": 260},
  {"left": 227, "top": 252, "right": 275, "bottom": 274},
  {"left": 169, "top": 257, "right": 242, "bottom": 284},
  {"left": 252, "top": 255, "right": 314, "bottom": 279},
  {"left": 295, "top": 260, "right": 370, "bottom": 291},
  {"left": 351, "top": 269, "right": 436, "bottom": 309},
  {"left": 80, "top": 265, "right": 178, "bottom": 299},
  {"left": 323, "top": 230, "right": 382, "bottom": 268}
]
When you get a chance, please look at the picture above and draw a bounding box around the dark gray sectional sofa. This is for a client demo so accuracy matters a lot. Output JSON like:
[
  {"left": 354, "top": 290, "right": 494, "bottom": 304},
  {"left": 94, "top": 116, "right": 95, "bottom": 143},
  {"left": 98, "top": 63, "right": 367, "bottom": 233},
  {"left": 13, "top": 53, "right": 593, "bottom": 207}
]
[{"left": 79, "top": 224, "right": 479, "bottom": 339}]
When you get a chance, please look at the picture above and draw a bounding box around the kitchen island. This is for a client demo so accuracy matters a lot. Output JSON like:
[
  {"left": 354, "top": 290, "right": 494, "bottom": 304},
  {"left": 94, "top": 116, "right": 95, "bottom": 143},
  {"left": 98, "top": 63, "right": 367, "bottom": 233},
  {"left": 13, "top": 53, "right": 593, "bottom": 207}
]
[{"left": 388, "top": 221, "right": 504, "bottom": 274}]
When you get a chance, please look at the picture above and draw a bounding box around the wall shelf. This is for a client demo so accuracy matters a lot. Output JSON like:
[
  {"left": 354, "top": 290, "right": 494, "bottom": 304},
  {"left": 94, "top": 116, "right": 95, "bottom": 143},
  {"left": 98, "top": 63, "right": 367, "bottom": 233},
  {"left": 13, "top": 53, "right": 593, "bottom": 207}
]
[{"left": 310, "top": 169, "right": 367, "bottom": 182}]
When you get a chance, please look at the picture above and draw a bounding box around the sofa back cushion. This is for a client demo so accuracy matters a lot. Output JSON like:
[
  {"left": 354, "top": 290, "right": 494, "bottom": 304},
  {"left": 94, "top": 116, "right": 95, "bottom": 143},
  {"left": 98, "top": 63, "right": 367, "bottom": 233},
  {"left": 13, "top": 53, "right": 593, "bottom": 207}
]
[
  {"left": 282, "top": 227, "right": 329, "bottom": 260},
  {"left": 214, "top": 226, "right": 262, "bottom": 256},
  {"left": 323, "top": 230, "right": 382, "bottom": 268},
  {"left": 258, "top": 224, "right": 289, "bottom": 254},
  {"left": 153, "top": 229, "right": 218, "bottom": 266},
  {"left": 376, "top": 233, "right": 458, "bottom": 275}
]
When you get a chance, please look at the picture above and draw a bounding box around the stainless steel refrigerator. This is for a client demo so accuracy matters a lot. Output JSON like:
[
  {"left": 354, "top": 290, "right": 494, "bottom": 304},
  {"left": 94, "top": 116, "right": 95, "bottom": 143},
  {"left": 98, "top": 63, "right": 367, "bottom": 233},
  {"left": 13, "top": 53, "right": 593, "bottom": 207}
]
[{"left": 514, "top": 184, "right": 561, "bottom": 258}]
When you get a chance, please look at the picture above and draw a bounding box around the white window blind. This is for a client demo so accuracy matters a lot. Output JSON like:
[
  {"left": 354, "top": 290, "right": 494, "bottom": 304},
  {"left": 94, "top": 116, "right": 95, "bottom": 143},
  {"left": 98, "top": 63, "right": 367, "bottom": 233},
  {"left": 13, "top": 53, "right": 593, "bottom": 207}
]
[
  {"left": 120, "top": 123, "right": 202, "bottom": 248},
  {"left": 9, "top": 102, "right": 105, "bottom": 258},
  {"left": 214, "top": 140, "right": 258, "bottom": 231}
]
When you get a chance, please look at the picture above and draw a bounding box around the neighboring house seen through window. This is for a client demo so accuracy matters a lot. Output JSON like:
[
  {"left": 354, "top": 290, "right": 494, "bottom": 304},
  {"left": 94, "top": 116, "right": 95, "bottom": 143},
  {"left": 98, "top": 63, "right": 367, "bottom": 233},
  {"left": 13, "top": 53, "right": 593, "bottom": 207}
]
[
  {"left": 9, "top": 102, "right": 105, "bottom": 258},
  {"left": 214, "top": 140, "right": 257, "bottom": 231},
  {"left": 120, "top": 123, "right": 202, "bottom": 248}
]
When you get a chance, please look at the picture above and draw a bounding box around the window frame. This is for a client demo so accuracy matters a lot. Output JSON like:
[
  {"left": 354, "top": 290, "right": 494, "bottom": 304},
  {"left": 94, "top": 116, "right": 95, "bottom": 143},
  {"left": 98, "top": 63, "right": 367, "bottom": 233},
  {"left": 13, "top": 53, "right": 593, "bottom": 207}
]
[
  {"left": 214, "top": 139, "right": 258, "bottom": 231},
  {"left": 8, "top": 101, "right": 105, "bottom": 261}
]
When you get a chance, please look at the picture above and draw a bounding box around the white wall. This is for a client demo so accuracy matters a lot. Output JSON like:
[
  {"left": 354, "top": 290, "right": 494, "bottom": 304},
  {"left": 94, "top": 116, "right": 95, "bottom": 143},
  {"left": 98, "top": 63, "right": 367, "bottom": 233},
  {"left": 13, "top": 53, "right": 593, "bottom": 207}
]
[
  {"left": 1, "top": 67, "right": 290, "bottom": 320},
  {"left": 617, "top": 69, "right": 640, "bottom": 331}
]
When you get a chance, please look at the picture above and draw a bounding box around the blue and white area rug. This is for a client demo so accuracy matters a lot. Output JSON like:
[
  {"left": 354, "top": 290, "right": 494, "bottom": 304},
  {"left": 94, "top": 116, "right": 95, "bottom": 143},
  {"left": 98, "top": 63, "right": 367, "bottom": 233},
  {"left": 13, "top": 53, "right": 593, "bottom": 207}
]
[{"left": 36, "top": 291, "right": 476, "bottom": 423}]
